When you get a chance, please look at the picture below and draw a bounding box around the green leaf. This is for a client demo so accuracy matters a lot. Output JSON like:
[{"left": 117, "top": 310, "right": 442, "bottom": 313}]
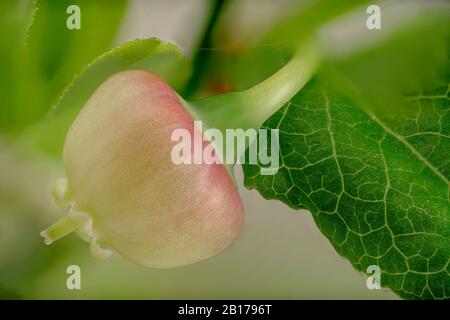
[
  {"left": 243, "top": 76, "right": 450, "bottom": 299},
  {"left": 0, "top": 0, "right": 37, "bottom": 133},
  {"left": 0, "top": 0, "right": 127, "bottom": 134},
  {"left": 19, "top": 38, "right": 191, "bottom": 156},
  {"left": 241, "top": 3, "right": 449, "bottom": 300},
  {"left": 27, "top": 0, "right": 127, "bottom": 85}
]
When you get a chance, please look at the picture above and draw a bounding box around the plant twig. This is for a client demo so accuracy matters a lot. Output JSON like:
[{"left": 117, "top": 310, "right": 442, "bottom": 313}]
[{"left": 183, "top": 0, "right": 228, "bottom": 98}]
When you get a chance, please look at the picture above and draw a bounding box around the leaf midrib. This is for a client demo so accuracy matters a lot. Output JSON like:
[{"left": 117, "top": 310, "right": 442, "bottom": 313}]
[{"left": 365, "top": 108, "right": 450, "bottom": 188}]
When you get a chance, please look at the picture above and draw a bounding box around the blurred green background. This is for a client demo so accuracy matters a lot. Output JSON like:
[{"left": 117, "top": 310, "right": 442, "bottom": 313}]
[{"left": 1, "top": 0, "right": 448, "bottom": 299}]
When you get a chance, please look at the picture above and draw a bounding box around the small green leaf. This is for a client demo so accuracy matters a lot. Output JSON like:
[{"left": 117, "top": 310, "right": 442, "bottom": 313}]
[
  {"left": 27, "top": 0, "right": 127, "bottom": 86},
  {"left": 243, "top": 76, "right": 450, "bottom": 299},
  {"left": 19, "top": 38, "right": 191, "bottom": 156},
  {"left": 0, "top": 0, "right": 128, "bottom": 134},
  {"left": 0, "top": 0, "right": 37, "bottom": 133}
]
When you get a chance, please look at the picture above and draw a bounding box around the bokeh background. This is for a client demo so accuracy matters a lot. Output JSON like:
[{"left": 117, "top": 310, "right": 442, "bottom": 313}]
[{"left": 2, "top": 0, "right": 447, "bottom": 299}]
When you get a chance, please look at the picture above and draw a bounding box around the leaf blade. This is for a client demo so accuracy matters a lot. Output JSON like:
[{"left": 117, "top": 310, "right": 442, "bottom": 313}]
[
  {"left": 243, "top": 78, "right": 450, "bottom": 299},
  {"left": 0, "top": 0, "right": 128, "bottom": 134}
]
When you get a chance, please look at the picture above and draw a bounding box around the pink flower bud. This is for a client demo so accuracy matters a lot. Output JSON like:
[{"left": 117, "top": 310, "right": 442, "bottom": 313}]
[{"left": 50, "top": 70, "right": 244, "bottom": 268}]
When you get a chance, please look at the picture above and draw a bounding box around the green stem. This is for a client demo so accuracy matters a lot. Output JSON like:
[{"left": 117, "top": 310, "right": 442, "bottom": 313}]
[
  {"left": 184, "top": 0, "right": 228, "bottom": 97},
  {"left": 185, "top": 40, "right": 320, "bottom": 133},
  {"left": 40, "top": 214, "right": 78, "bottom": 245},
  {"left": 244, "top": 43, "right": 319, "bottom": 129},
  {"left": 41, "top": 210, "right": 91, "bottom": 245}
]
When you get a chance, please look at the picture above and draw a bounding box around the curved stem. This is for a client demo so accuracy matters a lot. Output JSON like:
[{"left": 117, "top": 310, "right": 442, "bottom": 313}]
[
  {"left": 240, "top": 41, "right": 319, "bottom": 130},
  {"left": 185, "top": 40, "right": 320, "bottom": 133}
]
